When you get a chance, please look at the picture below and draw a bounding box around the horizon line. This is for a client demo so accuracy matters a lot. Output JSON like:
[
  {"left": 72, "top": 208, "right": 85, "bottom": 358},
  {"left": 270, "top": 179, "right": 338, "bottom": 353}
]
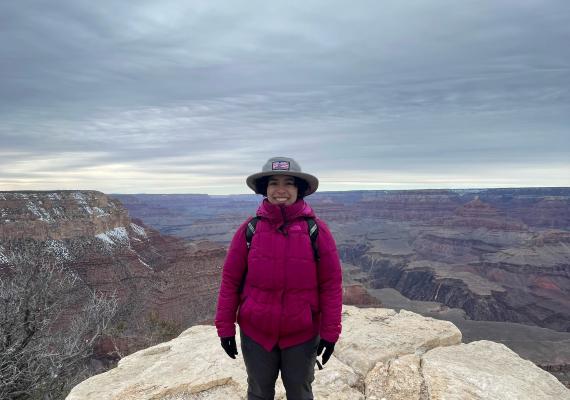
[{"left": 2, "top": 186, "right": 570, "bottom": 196}]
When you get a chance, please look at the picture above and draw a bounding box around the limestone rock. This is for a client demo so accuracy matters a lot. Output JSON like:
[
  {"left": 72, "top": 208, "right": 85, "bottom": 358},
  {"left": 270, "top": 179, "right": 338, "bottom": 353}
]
[
  {"left": 365, "top": 354, "right": 423, "bottom": 400},
  {"left": 66, "top": 307, "right": 569, "bottom": 400},
  {"left": 365, "top": 341, "right": 570, "bottom": 400},
  {"left": 337, "top": 306, "right": 462, "bottom": 376},
  {"left": 311, "top": 356, "right": 365, "bottom": 400},
  {"left": 422, "top": 340, "right": 570, "bottom": 400},
  {"left": 66, "top": 306, "right": 458, "bottom": 399},
  {"left": 68, "top": 325, "right": 248, "bottom": 400}
]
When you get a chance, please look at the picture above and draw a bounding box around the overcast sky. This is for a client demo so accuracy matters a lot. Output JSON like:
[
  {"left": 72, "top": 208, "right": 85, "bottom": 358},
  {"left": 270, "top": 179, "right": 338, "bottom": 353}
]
[{"left": 1, "top": 0, "right": 569, "bottom": 194}]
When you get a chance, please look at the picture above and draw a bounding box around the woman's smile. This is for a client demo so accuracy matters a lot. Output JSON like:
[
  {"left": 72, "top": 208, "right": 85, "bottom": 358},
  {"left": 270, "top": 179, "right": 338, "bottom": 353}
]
[{"left": 267, "top": 175, "right": 298, "bottom": 205}]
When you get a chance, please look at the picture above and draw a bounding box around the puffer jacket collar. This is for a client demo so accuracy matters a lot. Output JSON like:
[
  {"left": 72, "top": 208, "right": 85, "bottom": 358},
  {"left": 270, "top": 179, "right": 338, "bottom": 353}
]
[{"left": 256, "top": 198, "right": 315, "bottom": 227}]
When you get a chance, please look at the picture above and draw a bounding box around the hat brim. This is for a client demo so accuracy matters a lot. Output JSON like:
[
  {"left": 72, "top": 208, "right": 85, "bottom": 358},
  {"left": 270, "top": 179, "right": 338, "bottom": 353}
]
[{"left": 246, "top": 171, "right": 319, "bottom": 196}]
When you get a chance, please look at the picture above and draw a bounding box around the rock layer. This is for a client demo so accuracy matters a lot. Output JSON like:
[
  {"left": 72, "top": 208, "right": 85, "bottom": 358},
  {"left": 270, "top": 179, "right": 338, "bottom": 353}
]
[
  {"left": 114, "top": 189, "right": 570, "bottom": 333},
  {"left": 0, "top": 191, "right": 226, "bottom": 358}
]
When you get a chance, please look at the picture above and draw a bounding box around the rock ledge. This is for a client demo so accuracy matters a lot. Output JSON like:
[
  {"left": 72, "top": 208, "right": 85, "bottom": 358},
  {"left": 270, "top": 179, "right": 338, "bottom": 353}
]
[{"left": 67, "top": 306, "right": 569, "bottom": 400}]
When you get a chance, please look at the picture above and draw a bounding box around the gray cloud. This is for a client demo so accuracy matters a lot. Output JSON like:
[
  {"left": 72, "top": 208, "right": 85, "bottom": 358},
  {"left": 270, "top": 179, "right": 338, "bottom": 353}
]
[{"left": 1, "top": 0, "right": 569, "bottom": 193}]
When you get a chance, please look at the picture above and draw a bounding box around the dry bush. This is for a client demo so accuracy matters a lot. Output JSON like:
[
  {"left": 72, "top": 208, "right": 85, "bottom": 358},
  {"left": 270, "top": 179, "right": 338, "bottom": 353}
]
[{"left": 0, "top": 253, "right": 117, "bottom": 400}]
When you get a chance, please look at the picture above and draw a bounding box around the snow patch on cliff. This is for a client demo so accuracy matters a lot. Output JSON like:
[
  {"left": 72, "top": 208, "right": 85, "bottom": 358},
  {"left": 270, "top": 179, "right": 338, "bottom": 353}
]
[
  {"left": 96, "top": 227, "right": 130, "bottom": 248},
  {"left": 96, "top": 233, "right": 114, "bottom": 246},
  {"left": 0, "top": 246, "right": 10, "bottom": 264},
  {"left": 73, "top": 192, "right": 99, "bottom": 216},
  {"left": 72, "top": 192, "right": 88, "bottom": 203},
  {"left": 51, "top": 207, "right": 64, "bottom": 218},
  {"left": 130, "top": 223, "right": 147, "bottom": 238},
  {"left": 26, "top": 201, "right": 55, "bottom": 222},
  {"left": 138, "top": 257, "right": 152, "bottom": 269},
  {"left": 83, "top": 205, "right": 109, "bottom": 217},
  {"left": 92, "top": 207, "right": 109, "bottom": 217},
  {"left": 46, "top": 240, "right": 73, "bottom": 261}
]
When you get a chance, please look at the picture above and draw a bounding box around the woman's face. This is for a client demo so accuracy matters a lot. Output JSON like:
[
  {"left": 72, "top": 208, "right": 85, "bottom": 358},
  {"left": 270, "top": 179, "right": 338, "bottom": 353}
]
[{"left": 266, "top": 175, "right": 298, "bottom": 205}]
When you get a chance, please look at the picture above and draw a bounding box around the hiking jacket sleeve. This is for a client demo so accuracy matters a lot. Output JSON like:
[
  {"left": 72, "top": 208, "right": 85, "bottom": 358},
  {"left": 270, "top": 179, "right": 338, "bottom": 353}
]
[
  {"left": 316, "top": 219, "right": 343, "bottom": 343},
  {"left": 215, "top": 220, "right": 249, "bottom": 338}
]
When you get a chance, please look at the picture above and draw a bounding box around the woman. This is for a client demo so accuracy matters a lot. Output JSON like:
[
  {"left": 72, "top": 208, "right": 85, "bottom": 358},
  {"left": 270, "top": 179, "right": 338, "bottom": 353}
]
[{"left": 215, "top": 156, "right": 343, "bottom": 400}]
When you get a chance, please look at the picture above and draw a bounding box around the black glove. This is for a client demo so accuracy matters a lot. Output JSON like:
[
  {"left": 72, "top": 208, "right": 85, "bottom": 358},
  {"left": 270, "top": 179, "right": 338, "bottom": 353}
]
[
  {"left": 316, "top": 338, "right": 335, "bottom": 365},
  {"left": 220, "top": 336, "right": 238, "bottom": 359}
]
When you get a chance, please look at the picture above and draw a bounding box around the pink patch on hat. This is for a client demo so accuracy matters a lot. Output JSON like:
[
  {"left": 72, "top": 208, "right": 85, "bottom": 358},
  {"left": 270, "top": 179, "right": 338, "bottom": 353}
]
[{"left": 272, "top": 161, "right": 290, "bottom": 171}]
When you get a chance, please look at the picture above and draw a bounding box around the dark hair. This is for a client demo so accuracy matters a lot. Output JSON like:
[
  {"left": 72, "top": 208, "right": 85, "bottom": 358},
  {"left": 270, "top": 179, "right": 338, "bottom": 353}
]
[{"left": 255, "top": 176, "right": 308, "bottom": 199}]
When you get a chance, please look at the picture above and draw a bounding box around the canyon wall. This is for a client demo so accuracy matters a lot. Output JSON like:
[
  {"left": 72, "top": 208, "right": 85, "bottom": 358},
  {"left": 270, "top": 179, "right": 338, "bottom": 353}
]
[
  {"left": 0, "top": 191, "right": 225, "bottom": 358},
  {"left": 114, "top": 188, "right": 570, "bottom": 386},
  {"left": 114, "top": 188, "right": 570, "bottom": 332}
]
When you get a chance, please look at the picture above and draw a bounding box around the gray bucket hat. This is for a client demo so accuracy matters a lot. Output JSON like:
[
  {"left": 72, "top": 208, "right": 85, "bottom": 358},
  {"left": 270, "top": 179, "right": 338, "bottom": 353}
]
[{"left": 246, "top": 156, "right": 319, "bottom": 196}]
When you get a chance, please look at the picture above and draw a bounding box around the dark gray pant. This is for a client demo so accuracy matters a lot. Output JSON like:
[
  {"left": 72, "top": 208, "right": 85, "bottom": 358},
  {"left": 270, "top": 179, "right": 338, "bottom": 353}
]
[{"left": 240, "top": 331, "right": 319, "bottom": 400}]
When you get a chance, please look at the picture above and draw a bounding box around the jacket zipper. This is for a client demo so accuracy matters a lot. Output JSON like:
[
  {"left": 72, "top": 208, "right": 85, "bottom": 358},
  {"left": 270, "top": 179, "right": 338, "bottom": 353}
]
[{"left": 278, "top": 206, "right": 288, "bottom": 236}]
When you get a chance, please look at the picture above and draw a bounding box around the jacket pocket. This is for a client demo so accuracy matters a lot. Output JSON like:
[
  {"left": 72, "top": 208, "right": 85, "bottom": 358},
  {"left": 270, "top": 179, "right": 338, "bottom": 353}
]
[
  {"left": 280, "top": 302, "right": 312, "bottom": 336},
  {"left": 237, "top": 296, "right": 250, "bottom": 323},
  {"left": 239, "top": 297, "right": 274, "bottom": 335}
]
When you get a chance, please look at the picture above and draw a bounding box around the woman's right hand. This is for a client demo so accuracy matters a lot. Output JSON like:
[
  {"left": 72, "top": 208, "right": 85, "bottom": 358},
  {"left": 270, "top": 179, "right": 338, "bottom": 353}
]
[{"left": 220, "top": 336, "right": 238, "bottom": 359}]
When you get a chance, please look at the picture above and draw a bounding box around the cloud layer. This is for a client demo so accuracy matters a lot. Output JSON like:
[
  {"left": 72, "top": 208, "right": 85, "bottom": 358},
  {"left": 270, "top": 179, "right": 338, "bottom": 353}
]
[{"left": 1, "top": 0, "right": 569, "bottom": 193}]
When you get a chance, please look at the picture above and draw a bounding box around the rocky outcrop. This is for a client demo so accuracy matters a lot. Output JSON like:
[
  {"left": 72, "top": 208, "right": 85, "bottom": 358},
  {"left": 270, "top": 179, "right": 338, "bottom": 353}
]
[
  {"left": 66, "top": 306, "right": 569, "bottom": 400},
  {"left": 444, "top": 197, "right": 527, "bottom": 231},
  {"left": 0, "top": 191, "right": 130, "bottom": 240},
  {"left": 0, "top": 191, "right": 226, "bottom": 358},
  {"left": 366, "top": 340, "right": 570, "bottom": 400},
  {"left": 342, "top": 283, "right": 382, "bottom": 307}
]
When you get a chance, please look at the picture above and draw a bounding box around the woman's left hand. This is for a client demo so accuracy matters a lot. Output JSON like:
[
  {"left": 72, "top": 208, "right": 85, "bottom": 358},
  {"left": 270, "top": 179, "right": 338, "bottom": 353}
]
[{"left": 317, "top": 338, "right": 335, "bottom": 364}]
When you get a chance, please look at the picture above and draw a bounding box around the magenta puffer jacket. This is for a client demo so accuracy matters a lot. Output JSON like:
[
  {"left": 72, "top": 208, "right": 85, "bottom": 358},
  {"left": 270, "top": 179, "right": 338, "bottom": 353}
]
[{"left": 215, "top": 198, "right": 342, "bottom": 351}]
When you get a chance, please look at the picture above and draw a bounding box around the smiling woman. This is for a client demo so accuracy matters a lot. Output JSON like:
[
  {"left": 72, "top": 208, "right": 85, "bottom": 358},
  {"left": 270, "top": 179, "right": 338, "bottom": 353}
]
[{"left": 215, "top": 156, "right": 343, "bottom": 400}]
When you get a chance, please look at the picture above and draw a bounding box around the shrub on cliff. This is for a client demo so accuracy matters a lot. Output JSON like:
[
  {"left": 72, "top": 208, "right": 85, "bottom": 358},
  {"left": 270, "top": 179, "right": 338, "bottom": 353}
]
[
  {"left": 143, "top": 311, "right": 182, "bottom": 345},
  {"left": 0, "top": 253, "right": 117, "bottom": 400}
]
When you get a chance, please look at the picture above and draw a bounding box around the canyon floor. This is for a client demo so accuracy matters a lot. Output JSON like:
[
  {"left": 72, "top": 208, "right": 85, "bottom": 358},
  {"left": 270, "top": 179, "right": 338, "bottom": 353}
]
[
  {"left": 343, "top": 260, "right": 569, "bottom": 352},
  {"left": 361, "top": 285, "right": 570, "bottom": 385}
]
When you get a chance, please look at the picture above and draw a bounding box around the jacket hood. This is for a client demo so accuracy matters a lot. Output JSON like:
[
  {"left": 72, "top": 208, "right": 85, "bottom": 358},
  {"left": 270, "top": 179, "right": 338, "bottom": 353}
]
[{"left": 256, "top": 198, "right": 315, "bottom": 225}]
